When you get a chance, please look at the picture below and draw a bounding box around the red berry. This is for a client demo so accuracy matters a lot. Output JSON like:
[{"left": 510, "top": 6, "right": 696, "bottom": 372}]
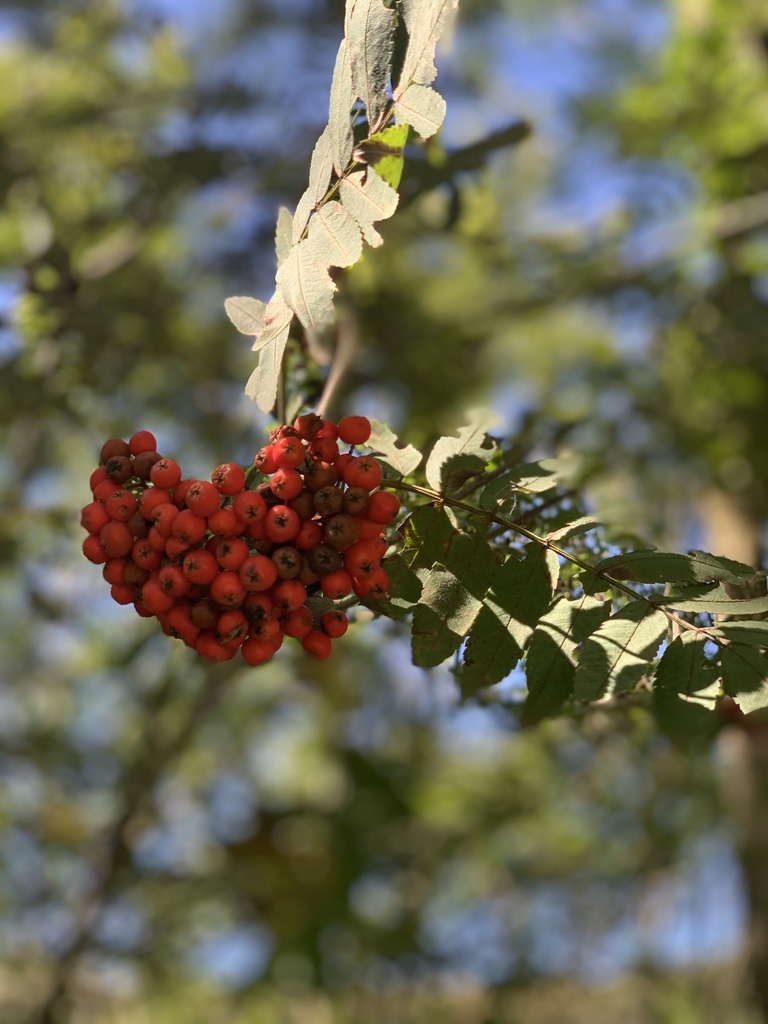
[
  {"left": 241, "top": 636, "right": 276, "bottom": 665},
  {"left": 139, "top": 487, "right": 172, "bottom": 519},
  {"left": 273, "top": 435, "right": 306, "bottom": 470},
  {"left": 207, "top": 507, "right": 246, "bottom": 537},
  {"left": 320, "top": 569, "right": 353, "bottom": 599},
  {"left": 210, "top": 571, "right": 246, "bottom": 608},
  {"left": 99, "top": 521, "right": 133, "bottom": 558},
  {"left": 150, "top": 458, "right": 182, "bottom": 490},
  {"left": 158, "top": 564, "right": 191, "bottom": 597},
  {"left": 182, "top": 549, "right": 219, "bottom": 585},
  {"left": 196, "top": 631, "right": 238, "bottom": 662},
  {"left": 185, "top": 480, "right": 221, "bottom": 518},
  {"left": 212, "top": 463, "right": 246, "bottom": 496},
  {"left": 210, "top": 536, "right": 249, "bottom": 570},
  {"left": 308, "top": 436, "right": 339, "bottom": 463},
  {"left": 110, "top": 583, "right": 136, "bottom": 605},
  {"left": 337, "top": 415, "right": 371, "bottom": 446},
  {"left": 269, "top": 467, "right": 303, "bottom": 501},
  {"left": 103, "top": 558, "right": 128, "bottom": 586},
  {"left": 128, "top": 430, "right": 158, "bottom": 455},
  {"left": 366, "top": 490, "right": 400, "bottom": 525},
  {"left": 82, "top": 534, "right": 107, "bottom": 564},
  {"left": 343, "top": 540, "right": 381, "bottom": 578},
  {"left": 90, "top": 467, "right": 109, "bottom": 492},
  {"left": 254, "top": 445, "right": 278, "bottom": 474},
  {"left": 150, "top": 501, "right": 180, "bottom": 537},
  {"left": 295, "top": 519, "right": 324, "bottom": 551},
  {"left": 281, "top": 605, "right": 314, "bottom": 639},
  {"left": 292, "top": 413, "right": 324, "bottom": 440},
  {"left": 141, "top": 578, "right": 175, "bottom": 615},
  {"left": 132, "top": 538, "right": 163, "bottom": 571},
  {"left": 249, "top": 616, "right": 283, "bottom": 650},
  {"left": 321, "top": 610, "right": 349, "bottom": 639},
  {"left": 80, "top": 501, "right": 110, "bottom": 535},
  {"left": 217, "top": 609, "right": 248, "bottom": 647},
  {"left": 100, "top": 438, "right": 131, "bottom": 464},
  {"left": 343, "top": 455, "right": 382, "bottom": 491},
  {"left": 272, "top": 579, "right": 307, "bottom": 614},
  {"left": 302, "top": 631, "right": 332, "bottom": 660},
  {"left": 172, "top": 510, "right": 207, "bottom": 546},
  {"left": 233, "top": 490, "right": 267, "bottom": 524},
  {"left": 265, "top": 505, "right": 300, "bottom": 543},
  {"left": 239, "top": 554, "right": 278, "bottom": 592}
]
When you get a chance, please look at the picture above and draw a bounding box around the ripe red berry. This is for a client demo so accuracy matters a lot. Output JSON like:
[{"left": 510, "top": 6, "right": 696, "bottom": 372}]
[
  {"left": 233, "top": 490, "right": 267, "bottom": 524},
  {"left": 128, "top": 430, "right": 158, "bottom": 456},
  {"left": 212, "top": 463, "right": 246, "bottom": 496},
  {"left": 241, "top": 636, "right": 276, "bottom": 665},
  {"left": 343, "top": 456, "right": 382, "bottom": 491},
  {"left": 210, "top": 571, "right": 246, "bottom": 608},
  {"left": 293, "top": 413, "right": 324, "bottom": 440},
  {"left": 103, "top": 558, "right": 128, "bottom": 586},
  {"left": 272, "top": 579, "right": 307, "bottom": 614},
  {"left": 207, "top": 507, "right": 246, "bottom": 537},
  {"left": 295, "top": 519, "right": 323, "bottom": 551},
  {"left": 321, "top": 609, "right": 349, "bottom": 638},
  {"left": 281, "top": 605, "right": 314, "bottom": 639},
  {"left": 254, "top": 445, "right": 278, "bottom": 474},
  {"left": 99, "top": 521, "right": 133, "bottom": 558},
  {"left": 196, "top": 631, "right": 238, "bottom": 662},
  {"left": 366, "top": 489, "right": 400, "bottom": 525},
  {"left": 182, "top": 548, "right": 219, "bottom": 586},
  {"left": 104, "top": 488, "right": 138, "bottom": 522},
  {"left": 150, "top": 501, "right": 180, "bottom": 537},
  {"left": 185, "top": 480, "right": 221, "bottom": 518},
  {"left": 83, "top": 534, "right": 107, "bottom": 564},
  {"left": 337, "top": 415, "right": 371, "bottom": 446},
  {"left": 343, "top": 540, "right": 381, "bottom": 578},
  {"left": 270, "top": 467, "right": 304, "bottom": 501},
  {"left": 141, "top": 578, "right": 175, "bottom": 615},
  {"left": 172, "top": 510, "right": 207, "bottom": 546},
  {"left": 110, "top": 583, "right": 137, "bottom": 606},
  {"left": 150, "top": 458, "right": 182, "bottom": 490},
  {"left": 139, "top": 487, "right": 172, "bottom": 519},
  {"left": 302, "top": 631, "right": 332, "bottom": 659},
  {"left": 273, "top": 435, "right": 306, "bottom": 470},
  {"left": 320, "top": 568, "right": 353, "bottom": 599},
  {"left": 216, "top": 609, "right": 248, "bottom": 647},
  {"left": 265, "top": 505, "right": 300, "bottom": 543},
  {"left": 132, "top": 538, "right": 163, "bottom": 571},
  {"left": 80, "top": 501, "right": 110, "bottom": 535},
  {"left": 158, "top": 564, "right": 191, "bottom": 598},
  {"left": 308, "top": 436, "right": 340, "bottom": 463},
  {"left": 239, "top": 554, "right": 278, "bottom": 593}
]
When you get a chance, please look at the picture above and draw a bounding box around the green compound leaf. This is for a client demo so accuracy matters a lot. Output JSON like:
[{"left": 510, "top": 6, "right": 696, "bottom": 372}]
[
  {"left": 398, "top": 504, "right": 457, "bottom": 577},
  {"left": 369, "top": 553, "right": 422, "bottom": 620},
  {"left": 545, "top": 517, "right": 601, "bottom": 544},
  {"left": 478, "top": 474, "right": 518, "bottom": 513},
  {"left": 458, "top": 544, "right": 560, "bottom": 697},
  {"left": 722, "top": 645, "right": 768, "bottom": 713},
  {"left": 574, "top": 601, "right": 668, "bottom": 702},
  {"left": 653, "top": 636, "right": 720, "bottom": 743},
  {"left": 710, "top": 621, "right": 768, "bottom": 646},
  {"left": 507, "top": 458, "right": 570, "bottom": 493},
  {"left": 650, "top": 585, "right": 768, "bottom": 615},
  {"left": 367, "top": 419, "right": 422, "bottom": 476},
  {"left": 522, "top": 595, "right": 610, "bottom": 725},
  {"left": 354, "top": 124, "right": 409, "bottom": 189},
  {"left": 412, "top": 563, "right": 482, "bottom": 668},
  {"left": 425, "top": 414, "right": 496, "bottom": 493},
  {"left": 594, "top": 549, "right": 757, "bottom": 586}
]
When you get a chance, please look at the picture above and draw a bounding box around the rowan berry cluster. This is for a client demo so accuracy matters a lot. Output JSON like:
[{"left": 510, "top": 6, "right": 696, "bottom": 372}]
[{"left": 80, "top": 415, "right": 400, "bottom": 664}]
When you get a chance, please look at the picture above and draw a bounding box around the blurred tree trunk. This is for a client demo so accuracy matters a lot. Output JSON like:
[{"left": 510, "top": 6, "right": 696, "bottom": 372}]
[{"left": 705, "top": 487, "right": 768, "bottom": 1022}]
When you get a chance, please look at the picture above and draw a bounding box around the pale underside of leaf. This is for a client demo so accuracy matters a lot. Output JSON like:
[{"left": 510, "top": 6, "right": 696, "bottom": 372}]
[
  {"left": 275, "top": 207, "right": 293, "bottom": 269},
  {"left": 329, "top": 38, "right": 355, "bottom": 176},
  {"left": 244, "top": 313, "right": 291, "bottom": 413},
  {"left": 338, "top": 167, "right": 399, "bottom": 247},
  {"left": 225, "top": 296, "right": 266, "bottom": 338},
  {"left": 292, "top": 126, "right": 335, "bottom": 243},
  {"left": 307, "top": 201, "right": 363, "bottom": 269},
  {"left": 249, "top": 289, "right": 293, "bottom": 352},
  {"left": 367, "top": 419, "right": 423, "bottom": 476},
  {"left": 345, "top": 0, "right": 395, "bottom": 127},
  {"left": 396, "top": 0, "right": 458, "bottom": 94},
  {"left": 276, "top": 237, "right": 336, "bottom": 331},
  {"left": 574, "top": 602, "right": 668, "bottom": 702},
  {"left": 394, "top": 82, "right": 446, "bottom": 138}
]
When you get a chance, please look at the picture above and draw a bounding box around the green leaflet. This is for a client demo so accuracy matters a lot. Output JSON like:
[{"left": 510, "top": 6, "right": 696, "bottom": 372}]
[
  {"left": 721, "top": 645, "right": 768, "bottom": 713},
  {"left": 594, "top": 549, "right": 756, "bottom": 586},
  {"left": 369, "top": 553, "right": 422, "bottom": 620},
  {"left": 354, "top": 124, "right": 409, "bottom": 189},
  {"left": 398, "top": 504, "right": 457, "bottom": 577},
  {"left": 366, "top": 418, "right": 422, "bottom": 476},
  {"left": 411, "top": 532, "right": 498, "bottom": 668},
  {"left": 574, "top": 601, "right": 668, "bottom": 702},
  {"left": 425, "top": 414, "right": 496, "bottom": 493},
  {"left": 650, "top": 585, "right": 768, "bottom": 615},
  {"left": 458, "top": 544, "right": 560, "bottom": 697},
  {"left": 710, "top": 621, "right": 768, "bottom": 646},
  {"left": 653, "top": 636, "right": 720, "bottom": 743},
  {"left": 522, "top": 595, "right": 610, "bottom": 725}
]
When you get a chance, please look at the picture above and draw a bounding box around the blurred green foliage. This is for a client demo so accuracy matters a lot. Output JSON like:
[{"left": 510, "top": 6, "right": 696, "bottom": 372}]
[{"left": 2, "top": 0, "right": 768, "bottom": 1021}]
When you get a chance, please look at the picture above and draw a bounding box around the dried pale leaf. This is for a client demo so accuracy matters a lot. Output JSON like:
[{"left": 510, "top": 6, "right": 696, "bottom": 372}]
[
  {"left": 338, "top": 167, "right": 399, "bottom": 247},
  {"left": 276, "top": 237, "right": 336, "bottom": 331},
  {"left": 224, "top": 296, "right": 266, "bottom": 338},
  {"left": 308, "top": 201, "right": 363, "bottom": 269},
  {"left": 329, "top": 38, "right": 355, "bottom": 175},
  {"left": 250, "top": 289, "right": 293, "bottom": 352},
  {"left": 275, "top": 207, "right": 293, "bottom": 269},
  {"left": 395, "top": 82, "right": 446, "bottom": 138},
  {"left": 292, "top": 127, "right": 335, "bottom": 243},
  {"left": 346, "top": 0, "right": 395, "bottom": 127}
]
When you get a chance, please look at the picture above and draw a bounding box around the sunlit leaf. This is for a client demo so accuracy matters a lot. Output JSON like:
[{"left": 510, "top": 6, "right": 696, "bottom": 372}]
[
  {"left": 224, "top": 296, "right": 266, "bottom": 338},
  {"left": 354, "top": 124, "right": 409, "bottom": 189},
  {"left": 394, "top": 82, "right": 446, "bottom": 138},
  {"left": 594, "top": 549, "right": 757, "bottom": 586},
  {"left": 722, "top": 645, "right": 768, "bottom": 713},
  {"left": 345, "top": 0, "right": 395, "bottom": 127},
  {"left": 292, "top": 126, "right": 335, "bottom": 243},
  {"left": 653, "top": 636, "right": 720, "bottom": 742},
  {"left": 329, "top": 38, "right": 355, "bottom": 175},
  {"left": 710, "top": 621, "right": 768, "bottom": 646},
  {"left": 522, "top": 595, "right": 610, "bottom": 724},
  {"left": 574, "top": 601, "right": 668, "bottom": 701},
  {"left": 367, "top": 419, "right": 423, "bottom": 476},
  {"left": 338, "top": 166, "right": 399, "bottom": 247},
  {"left": 308, "top": 201, "right": 363, "bottom": 269},
  {"left": 276, "top": 236, "right": 336, "bottom": 330},
  {"left": 275, "top": 207, "right": 293, "bottom": 269},
  {"left": 651, "top": 585, "right": 768, "bottom": 615},
  {"left": 398, "top": 504, "right": 457, "bottom": 577},
  {"left": 545, "top": 517, "right": 601, "bottom": 544}
]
